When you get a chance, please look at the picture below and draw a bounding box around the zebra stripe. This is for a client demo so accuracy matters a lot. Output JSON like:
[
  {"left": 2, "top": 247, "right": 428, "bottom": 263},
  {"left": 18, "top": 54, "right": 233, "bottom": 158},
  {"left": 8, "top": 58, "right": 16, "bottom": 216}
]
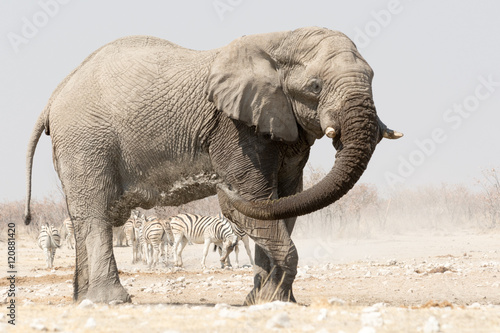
[
  {"left": 141, "top": 216, "right": 171, "bottom": 268},
  {"left": 63, "top": 218, "right": 75, "bottom": 250},
  {"left": 37, "top": 224, "right": 61, "bottom": 269},
  {"left": 217, "top": 213, "right": 246, "bottom": 238},
  {"left": 123, "top": 219, "right": 134, "bottom": 247},
  {"left": 216, "top": 213, "right": 254, "bottom": 267},
  {"left": 133, "top": 213, "right": 147, "bottom": 264},
  {"left": 169, "top": 213, "right": 238, "bottom": 269}
]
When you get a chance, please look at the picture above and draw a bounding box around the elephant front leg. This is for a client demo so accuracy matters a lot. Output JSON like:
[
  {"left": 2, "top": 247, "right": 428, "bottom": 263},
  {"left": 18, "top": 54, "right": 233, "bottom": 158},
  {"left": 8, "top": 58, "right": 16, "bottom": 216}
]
[
  {"left": 243, "top": 219, "right": 298, "bottom": 305},
  {"left": 217, "top": 189, "right": 298, "bottom": 304},
  {"left": 75, "top": 218, "right": 130, "bottom": 303}
]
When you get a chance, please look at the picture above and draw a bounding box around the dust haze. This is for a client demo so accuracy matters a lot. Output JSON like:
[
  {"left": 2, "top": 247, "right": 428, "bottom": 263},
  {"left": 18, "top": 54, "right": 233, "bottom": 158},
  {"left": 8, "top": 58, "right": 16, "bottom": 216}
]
[{"left": 1, "top": 167, "right": 500, "bottom": 331}]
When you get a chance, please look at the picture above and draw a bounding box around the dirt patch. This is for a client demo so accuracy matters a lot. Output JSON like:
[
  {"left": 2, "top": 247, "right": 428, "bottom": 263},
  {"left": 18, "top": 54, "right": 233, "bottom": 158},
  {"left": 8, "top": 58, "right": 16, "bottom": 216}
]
[{"left": 2, "top": 229, "right": 500, "bottom": 332}]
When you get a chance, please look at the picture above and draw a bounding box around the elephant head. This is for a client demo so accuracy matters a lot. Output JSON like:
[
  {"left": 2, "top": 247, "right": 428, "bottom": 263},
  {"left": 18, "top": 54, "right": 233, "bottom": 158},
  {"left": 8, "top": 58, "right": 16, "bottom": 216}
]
[{"left": 206, "top": 27, "right": 402, "bottom": 220}]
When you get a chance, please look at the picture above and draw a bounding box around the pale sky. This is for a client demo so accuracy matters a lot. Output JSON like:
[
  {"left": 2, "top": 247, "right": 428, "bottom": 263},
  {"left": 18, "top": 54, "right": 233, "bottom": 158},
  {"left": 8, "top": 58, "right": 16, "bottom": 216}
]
[{"left": 1, "top": 0, "right": 499, "bottom": 201}]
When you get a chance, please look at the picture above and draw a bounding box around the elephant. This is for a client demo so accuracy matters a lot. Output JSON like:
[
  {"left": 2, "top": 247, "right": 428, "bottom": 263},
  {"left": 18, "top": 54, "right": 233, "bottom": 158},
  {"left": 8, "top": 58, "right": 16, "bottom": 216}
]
[{"left": 24, "top": 27, "right": 402, "bottom": 304}]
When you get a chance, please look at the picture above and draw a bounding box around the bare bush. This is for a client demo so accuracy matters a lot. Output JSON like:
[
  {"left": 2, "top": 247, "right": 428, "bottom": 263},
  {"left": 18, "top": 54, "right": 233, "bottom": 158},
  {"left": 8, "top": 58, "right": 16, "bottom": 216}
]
[
  {"left": 0, "top": 195, "right": 67, "bottom": 241},
  {"left": 295, "top": 165, "right": 496, "bottom": 240},
  {"left": 4, "top": 166, "right": 498, "bottom": 242},
  {"left": 296, "top": 166, "right": 381, "bottom": 238},
  {"left": 477, "top": 168, "right": 500, "bottom": 227},
  {"left": 384, "top": 184, "right": 482, "bottom": 233}
]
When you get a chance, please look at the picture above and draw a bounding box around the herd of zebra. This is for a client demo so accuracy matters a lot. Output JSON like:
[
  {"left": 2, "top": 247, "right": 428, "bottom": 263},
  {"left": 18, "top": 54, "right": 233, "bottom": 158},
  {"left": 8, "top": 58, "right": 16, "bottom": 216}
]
[{"left": 37, "top": 212, "right": 254, "bottom": 270}]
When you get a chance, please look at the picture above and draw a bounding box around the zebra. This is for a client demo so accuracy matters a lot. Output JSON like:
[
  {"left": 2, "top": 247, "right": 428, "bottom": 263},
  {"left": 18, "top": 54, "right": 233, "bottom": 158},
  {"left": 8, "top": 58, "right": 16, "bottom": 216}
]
[
  {"left": 123, "top": 219, "right": 134, "bottom": 247},
  {"left": 134, "top": 213, "right": 147, "bottom": 264},
  {"left": 169, "top": 213, "right": 238, "bottom": 269},
  {"left": 123, "top": 210, "right": 139, "bottom": 263},
  {"left": 37, "top": 224, "right": 61, "bottom": 269},
  {"left": 62, "top": 217, "right": 75, "bottom": 249},
  {"left": 217, "top": 213, "right": 254, "bottom": 268},
  {"left": 141, "top": 215, "right": 174, "bottom": 268},
  {"left": 112, "top": 225, "right": 127, "bottom": 247}
]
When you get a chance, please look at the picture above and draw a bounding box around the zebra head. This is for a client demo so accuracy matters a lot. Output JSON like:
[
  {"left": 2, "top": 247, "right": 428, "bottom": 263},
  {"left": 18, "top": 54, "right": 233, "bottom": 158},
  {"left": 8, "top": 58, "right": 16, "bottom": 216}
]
[
  {"left": 220, "top": 234, "right": 238, "bottom": 263},
  {"left": 228, "top": 234, "right": 238, "bottom": 250}
]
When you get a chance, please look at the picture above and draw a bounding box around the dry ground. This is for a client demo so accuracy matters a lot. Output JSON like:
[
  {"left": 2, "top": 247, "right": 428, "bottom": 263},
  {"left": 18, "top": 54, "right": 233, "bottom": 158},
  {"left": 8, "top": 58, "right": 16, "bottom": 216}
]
[{"left": 1, "top": 229, "right": 499, "bottom": 332}]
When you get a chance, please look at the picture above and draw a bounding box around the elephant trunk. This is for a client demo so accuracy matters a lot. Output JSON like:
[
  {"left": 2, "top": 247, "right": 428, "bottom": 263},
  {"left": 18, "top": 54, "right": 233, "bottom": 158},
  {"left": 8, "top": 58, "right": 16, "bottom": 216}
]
[{"left": 222, "top": 95, "right": 379, "bottom": 220}]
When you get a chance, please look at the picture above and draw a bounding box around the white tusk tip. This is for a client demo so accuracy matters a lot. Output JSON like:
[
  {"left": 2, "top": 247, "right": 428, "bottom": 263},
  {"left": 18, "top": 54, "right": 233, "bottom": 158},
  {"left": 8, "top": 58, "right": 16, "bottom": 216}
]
[
  {"left": 325, "top": 127, "right": 336, "bottom": 139},
  {"left": 383, "top": 130, "right": 404, "bottom": 139}
]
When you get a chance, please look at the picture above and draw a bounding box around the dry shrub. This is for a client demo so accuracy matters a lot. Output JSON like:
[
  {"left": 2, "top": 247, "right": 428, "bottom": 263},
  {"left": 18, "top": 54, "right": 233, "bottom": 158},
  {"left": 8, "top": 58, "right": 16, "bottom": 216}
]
[
  {"left": 476, "top": 168, "right": 500, "bottom": 228},
  {"left": 295, "top": 165, "right": 500, "bottom": 240},
  {"left": 2, "top": 167, "right": 498, "bottom": 241},
  {"left": 0, "top": 194, "right": 67, "bottom": 241},
  {"left": 416, "top": 300, "right": 454, "bottom": 309},
  {"left": 296, "top": 165, "right": 381, "bottom": 238}
]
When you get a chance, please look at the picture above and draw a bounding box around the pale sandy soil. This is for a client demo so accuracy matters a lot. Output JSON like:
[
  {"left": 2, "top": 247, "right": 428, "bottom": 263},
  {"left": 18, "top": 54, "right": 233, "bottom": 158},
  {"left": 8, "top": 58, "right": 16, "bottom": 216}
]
[{"left": 1, "top": 229, "right": 499, "bottom": 332}]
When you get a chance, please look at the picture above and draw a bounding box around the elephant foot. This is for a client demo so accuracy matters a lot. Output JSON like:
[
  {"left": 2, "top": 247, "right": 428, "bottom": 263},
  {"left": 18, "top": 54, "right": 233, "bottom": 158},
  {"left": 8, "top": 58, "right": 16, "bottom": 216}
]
[
  {"left": 83, "top": 282, "right": 131, "bottom": 304},
  {"left": 243, "top": 278, "right": 296, "bottom": 305}
]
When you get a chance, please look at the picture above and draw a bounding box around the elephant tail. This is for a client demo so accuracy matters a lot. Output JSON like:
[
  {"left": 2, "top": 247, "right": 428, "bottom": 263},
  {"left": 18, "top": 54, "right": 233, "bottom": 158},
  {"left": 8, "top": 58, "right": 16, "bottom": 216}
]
[{"left": 24, "top": 110, "right": 48, "bottom": 225}]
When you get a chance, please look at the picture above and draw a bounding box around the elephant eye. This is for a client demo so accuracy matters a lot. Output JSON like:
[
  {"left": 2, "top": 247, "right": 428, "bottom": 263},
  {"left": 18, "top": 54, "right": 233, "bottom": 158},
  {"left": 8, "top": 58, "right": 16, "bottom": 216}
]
[{"left": 307, "top": 78, "right": 323, "bottom": 95}]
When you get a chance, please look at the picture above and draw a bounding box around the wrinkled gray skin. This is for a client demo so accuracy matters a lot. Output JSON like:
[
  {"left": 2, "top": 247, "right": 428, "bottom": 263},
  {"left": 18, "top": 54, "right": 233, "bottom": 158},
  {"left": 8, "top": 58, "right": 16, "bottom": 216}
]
[{"left": 24, "top": 27, "right": 401, "bottom": 304}]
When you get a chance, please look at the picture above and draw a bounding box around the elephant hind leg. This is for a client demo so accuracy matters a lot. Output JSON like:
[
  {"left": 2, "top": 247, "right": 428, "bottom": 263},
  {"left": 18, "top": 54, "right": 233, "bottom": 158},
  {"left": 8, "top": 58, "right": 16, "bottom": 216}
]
[
  {"left": 64, "top": 185, "right": 130, "bottom": 302},
  {"left": 72, "top": 217, "right": 89, "bottom": 301},
  {"left": 82, "top": 217, "right": 130, "bottom": 303}
]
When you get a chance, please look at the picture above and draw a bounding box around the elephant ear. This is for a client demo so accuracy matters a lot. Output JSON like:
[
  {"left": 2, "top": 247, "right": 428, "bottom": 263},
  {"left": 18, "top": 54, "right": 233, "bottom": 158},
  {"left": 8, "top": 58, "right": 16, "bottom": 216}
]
[{"left": 206, "top": 36, "right": 298, "bottom": 142}]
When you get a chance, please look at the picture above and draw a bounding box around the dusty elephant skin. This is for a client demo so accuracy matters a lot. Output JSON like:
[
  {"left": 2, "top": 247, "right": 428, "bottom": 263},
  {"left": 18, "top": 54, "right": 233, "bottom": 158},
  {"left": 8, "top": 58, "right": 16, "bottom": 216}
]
[{"left": 24, "top": 27, "right": 402, "bottom": 304}]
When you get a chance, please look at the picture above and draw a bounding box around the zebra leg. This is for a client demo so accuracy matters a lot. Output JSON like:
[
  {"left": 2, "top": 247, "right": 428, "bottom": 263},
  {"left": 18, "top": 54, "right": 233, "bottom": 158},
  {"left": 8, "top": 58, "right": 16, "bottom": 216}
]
[
  {"left": 132, "top": 239, "right": 138, "bottom": 264},
  {"left": 44, "top": 248, "right": 51, "bottom": 269},
  {"left": 51, "top": 248, "right": 56, "bottom": 268},
  {"left": 141, "top": 243, "right": 147, "bottom": 264},
  {"left": 233, "top": 244, "right": 240, "bottom": 268},
  {"left": 216, "top": 245, "right": 230, "bottom": 268},
  {"left": 178, "top": 239, "right": 188, "bottom": 267},
  {"left": 201, "top": 238, "right": 211, "bottom": 269},
  {"left": 173, "top": 234, "right": 187, "bottom": 267},
  {"left": 242, "top": 235, "right": 254, "bottom": 266},
  {"left": 152, "top": 243, "right": 160, "bottom": 268},
  {"left": 68, "top": 225, "right": 75, "bottom": 250},
  {"left": 160, "top": 239, "right": 167, "bottom": 265},
  {"left": 146, "top": 243, "right": 153, "bottom": 268},
  {"left": 216, "top": 246, "right": 223, "bottom": 268},
  {"left": 225, "top": 246, "right": 232, "bottom": 268}
]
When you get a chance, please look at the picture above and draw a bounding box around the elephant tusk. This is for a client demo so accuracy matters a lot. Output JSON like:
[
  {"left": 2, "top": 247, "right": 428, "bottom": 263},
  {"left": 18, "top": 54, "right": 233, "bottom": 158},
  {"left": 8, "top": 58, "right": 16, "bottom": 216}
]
[
  {"left": 325, "top": 127, "right": 336, "bottom": 138},
  {"left": 383, "top": 129, "right": 404, "bottom": 139}
]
